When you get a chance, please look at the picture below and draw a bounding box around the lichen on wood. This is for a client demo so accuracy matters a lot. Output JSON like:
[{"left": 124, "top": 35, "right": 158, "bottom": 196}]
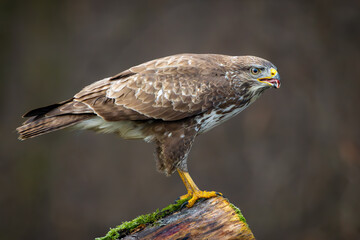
[{"left": 96, "top": 196, "right": 254, "bottom": 240}]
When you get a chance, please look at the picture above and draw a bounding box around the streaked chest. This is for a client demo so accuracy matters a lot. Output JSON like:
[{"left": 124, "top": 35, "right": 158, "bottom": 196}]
[{"left": 195, "top": 102, "right": 250, "bottom": 134}]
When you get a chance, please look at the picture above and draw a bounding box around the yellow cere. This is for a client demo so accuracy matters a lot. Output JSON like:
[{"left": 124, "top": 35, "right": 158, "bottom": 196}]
[{"left": 270, "top": 68, "right": 277, "bottom": 77}]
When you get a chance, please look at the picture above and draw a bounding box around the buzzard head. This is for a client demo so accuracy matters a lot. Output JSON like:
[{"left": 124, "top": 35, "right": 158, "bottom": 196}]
[{"left": 234, "top": 56, "right": 281, "bottom": 90}]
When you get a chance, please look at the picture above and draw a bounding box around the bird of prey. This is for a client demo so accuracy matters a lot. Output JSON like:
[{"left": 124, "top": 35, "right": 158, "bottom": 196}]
[{"left": 17, "top": 53, "right": 280, "bottom": 207}]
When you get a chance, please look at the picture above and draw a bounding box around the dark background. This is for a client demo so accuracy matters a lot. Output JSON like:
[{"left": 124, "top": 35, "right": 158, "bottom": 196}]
[{"left": 1, "top": 0, "right": 359, "bottom": 239}]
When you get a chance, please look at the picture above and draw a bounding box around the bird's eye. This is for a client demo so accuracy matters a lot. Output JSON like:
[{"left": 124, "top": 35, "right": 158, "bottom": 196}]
[{"left": 250, "top": 67, "right": 261, "bottom": 75}]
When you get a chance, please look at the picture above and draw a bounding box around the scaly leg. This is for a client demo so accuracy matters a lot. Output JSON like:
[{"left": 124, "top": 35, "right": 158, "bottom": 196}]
[{"left": 177, "top": 169, "right": 221, "bottom": 207}]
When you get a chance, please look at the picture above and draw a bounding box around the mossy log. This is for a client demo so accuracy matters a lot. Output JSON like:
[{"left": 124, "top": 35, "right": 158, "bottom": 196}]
[{"left": 97, "top": 196, "right": 255, "bottom": 240}]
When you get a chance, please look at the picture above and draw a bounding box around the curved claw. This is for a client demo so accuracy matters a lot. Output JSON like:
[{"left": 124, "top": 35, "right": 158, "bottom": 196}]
[
  {"left": 180, "top": 200, "right": 189, "bottom": 210},
  {"left": 186, "top": 190, "right": 219, "bottom": 207},
  {"left": 179, "top": 192, "right": 192, "bottom": 201},
  {"left": 177, "top": 169, "right": 221, "bottom": 208}
]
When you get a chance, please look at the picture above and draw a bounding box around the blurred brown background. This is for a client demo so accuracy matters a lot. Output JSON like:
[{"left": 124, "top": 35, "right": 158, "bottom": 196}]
[{"left": 1, "top": 0, "right": 359, "bottom": 239}]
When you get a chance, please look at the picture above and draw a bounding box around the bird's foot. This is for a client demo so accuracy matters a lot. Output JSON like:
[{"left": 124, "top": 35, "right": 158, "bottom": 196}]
[{"left": 180, "top": 190, "right": 222, "bottom": 207}]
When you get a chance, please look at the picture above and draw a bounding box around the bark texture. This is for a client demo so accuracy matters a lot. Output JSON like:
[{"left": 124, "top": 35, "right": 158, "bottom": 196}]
[{"left": 121, "top": 196, "right": 255, "bottom": 240}]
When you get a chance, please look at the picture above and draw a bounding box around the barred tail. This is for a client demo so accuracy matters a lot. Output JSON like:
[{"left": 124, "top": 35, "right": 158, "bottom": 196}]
[
  {"left": 16, "top": 99, "right": 95, "bottom": 140},
  {"left": 16, "top": 114, "right": 93, "bottom": 140}
]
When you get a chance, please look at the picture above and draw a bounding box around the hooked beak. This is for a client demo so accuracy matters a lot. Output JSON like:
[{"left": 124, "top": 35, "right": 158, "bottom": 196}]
[{"left": 257, "top": 68, "right": 281, "bottom": 89}]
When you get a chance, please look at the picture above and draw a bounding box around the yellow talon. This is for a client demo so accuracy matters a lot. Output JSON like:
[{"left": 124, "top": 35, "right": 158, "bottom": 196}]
[
  {"left": 186, "top": 190, "right": 220, "bottom": 207},
  {"left": 179, "top": 192, "right": 192, "bottom": 201},
  {"left": 177, "top": 169, "right": 221, "bottom": 207}
]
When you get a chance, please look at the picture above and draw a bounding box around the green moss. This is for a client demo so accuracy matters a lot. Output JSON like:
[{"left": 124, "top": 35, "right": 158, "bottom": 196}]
[
  {"left": 229, "top": 202, "right": 248, "bottom": 226},
  {"left": 95, "top": 197, "right": 190, "bottom": 240},
  {"left": 96, "top": 197, "right": 247, "bottom": 240}
]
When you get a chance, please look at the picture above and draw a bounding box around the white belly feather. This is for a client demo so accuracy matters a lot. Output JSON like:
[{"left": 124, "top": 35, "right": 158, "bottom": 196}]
[{"left": 75, "top": 117, "right": 148, "bottom": 140}]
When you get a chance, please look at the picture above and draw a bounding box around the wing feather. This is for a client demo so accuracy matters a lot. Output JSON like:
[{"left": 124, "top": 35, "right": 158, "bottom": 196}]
[{"left": 73, "top": 54, "right": 233, "bottom": 121}]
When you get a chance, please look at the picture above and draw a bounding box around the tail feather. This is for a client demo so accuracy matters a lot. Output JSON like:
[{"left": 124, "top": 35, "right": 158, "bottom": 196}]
[
  {"left": 23, "top": 99, "right": 72, "bottom": 118},
  {"left": 17, "top": 99, "right": 95, "bottom": 140},
  {"left": 17, "top": 114, "right": 93, "bottom": 140}
]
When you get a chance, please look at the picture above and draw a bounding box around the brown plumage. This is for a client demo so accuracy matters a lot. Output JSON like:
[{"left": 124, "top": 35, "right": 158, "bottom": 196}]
[{"left": 17, "top": 53, "right": 281, "bottom": 207}]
